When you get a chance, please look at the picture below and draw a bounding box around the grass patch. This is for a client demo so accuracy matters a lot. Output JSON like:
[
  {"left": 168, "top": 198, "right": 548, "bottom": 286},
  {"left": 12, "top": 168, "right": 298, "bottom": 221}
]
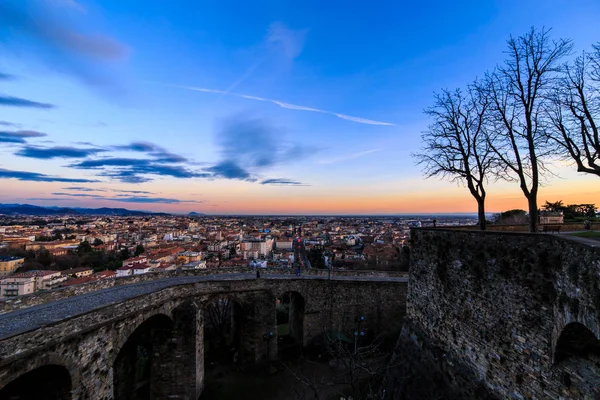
[
  {"left": 277, "top": 324, "right": 290, "bottom": 336},
  {"left": 570, "top": 231, "right": 600, "bottom": 241}
]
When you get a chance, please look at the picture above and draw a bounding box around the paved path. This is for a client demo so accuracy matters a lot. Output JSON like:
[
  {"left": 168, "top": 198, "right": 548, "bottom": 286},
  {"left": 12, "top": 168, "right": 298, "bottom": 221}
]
[
  {"left": 0, "top": 273, "right": 407, "bottom": 340},
  {"left": 558, "top": 231, "right": 600, "bottom": 248}
]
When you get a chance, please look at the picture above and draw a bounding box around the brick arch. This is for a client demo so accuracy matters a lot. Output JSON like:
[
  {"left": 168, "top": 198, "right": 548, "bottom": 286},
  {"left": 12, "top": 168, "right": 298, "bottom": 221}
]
[{"left": 0, "top": 355, "right": 80, "bottom": 399}]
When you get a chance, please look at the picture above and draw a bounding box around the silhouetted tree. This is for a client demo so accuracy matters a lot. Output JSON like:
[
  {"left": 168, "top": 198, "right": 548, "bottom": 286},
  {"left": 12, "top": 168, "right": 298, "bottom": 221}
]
[
  {"left": 414, "top": 86, "right": 494, "bottom": 230},
  {"left": 482, "top": 27, "right": 573, "bottom": 232},
  {"left": 542, "top": 200, "right": 565, "bottom": 212},
  {"left": 547, "top": 43, "right": 600, "bottom": 177},
  {"left": 134, "top": 244, "right": 145, "bottom": 256},
  {"left": 119, "top": 247, "right": 130, "bottom": 260},
  {"left": 77, "top": 241, "right": 93, "bottom": 255}
]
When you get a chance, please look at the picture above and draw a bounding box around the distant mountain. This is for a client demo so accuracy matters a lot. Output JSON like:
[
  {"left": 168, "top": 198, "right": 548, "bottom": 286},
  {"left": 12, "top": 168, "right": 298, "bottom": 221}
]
[
  {"left": 0, "top": 204, "right": 168, "bottom": 216},
  {"left": 188, "top": 212, "right": 206, "bottom": 217}
]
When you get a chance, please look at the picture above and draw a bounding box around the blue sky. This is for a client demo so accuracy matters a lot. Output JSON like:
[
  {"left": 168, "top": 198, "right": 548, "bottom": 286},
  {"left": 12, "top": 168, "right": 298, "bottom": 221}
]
[{"left": 0, "top": 0, "right": 599, "bottom": 214}]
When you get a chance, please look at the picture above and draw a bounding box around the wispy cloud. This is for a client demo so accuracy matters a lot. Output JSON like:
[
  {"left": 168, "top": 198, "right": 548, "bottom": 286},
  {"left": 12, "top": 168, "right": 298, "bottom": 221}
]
[
  {"left": 260, "top": 178, "right": 308, "bottom": 186},
  {"left": 0, "top": 130, "right": 48, "bottom": 144},
  {"left": 63, "top": 186, "right": 106, "bottom": 192},
  {"left": 217, "top": 22, "right": 307, "bottom": 101},
  {"left": 202, "top": 114, "right": 313, "bottom": 181},
  {"left": 0, "top": 72, "right": 15, "bottom": 81},
  {"left": 70, "top": 157, "right": 210, "bottom": 183},
  {"left": 181, "top": 86, "right": 395, "bottom": 126},
  {"left": 112, "top": 141, "right": 187, "bottom": 163},
  {"left": 48, "top": 192, "right": 201, "bottom": 204},
  {"left": 16, "top": 145, "right": 105, "bottom": 159},
  {"left": 0, "top": 1, "right": 127, "bottom": 89},
  {"left": 0, "top": 121, "right": 21, "bottom": 128},
  {"left": 318, "top": 148, "right": 382, "bottom": 164},
  {"left": 0, "top": 95, "right": 55, "bottom": 109},
  {"left": 205, "top": 161, "right": 254, "bottom": 181},
  {"left": 0, "top": 168, "right": 97, "bottom": 183}
]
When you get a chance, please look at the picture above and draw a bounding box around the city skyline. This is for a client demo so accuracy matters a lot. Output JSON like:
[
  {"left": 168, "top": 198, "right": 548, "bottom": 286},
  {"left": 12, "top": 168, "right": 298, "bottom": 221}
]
[{"left": 1, "top": 0, "right": 599, "bottom": 214}]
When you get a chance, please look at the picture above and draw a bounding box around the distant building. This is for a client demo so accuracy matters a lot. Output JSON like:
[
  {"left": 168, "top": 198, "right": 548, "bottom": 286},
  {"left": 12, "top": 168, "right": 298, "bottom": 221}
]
[
  {"left": 276, "top": 240, "right": 293, "bottom": 250},
  {"left": 61, "top": 267, "right": 93, "bottom": 279},
  {"left": 241, "top": 238, "right": 274, "bottom": 259},
  {"left": 0, "top": 270, "right": 65, "bottom": 296},
  {"left": 540, "top": 211, "right": 564, "bottom": 225},
  {"left": 0, "top": 274, "right": 35, "bottom": 298},
  {"left": 0, "top": 256, "right": 25, "bottom": 276},
  {"left": 181, "top": 260, "right": 207, "bottom": 270}
]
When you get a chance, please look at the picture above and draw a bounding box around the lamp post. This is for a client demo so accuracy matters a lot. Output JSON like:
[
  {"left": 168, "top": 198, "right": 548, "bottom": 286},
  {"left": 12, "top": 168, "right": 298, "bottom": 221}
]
[
  {"left": 263, "top": 331, "right": 274, "bottom": 365},
  {"left": 354, "top": 315, "right": 365, "bottom": 353}
]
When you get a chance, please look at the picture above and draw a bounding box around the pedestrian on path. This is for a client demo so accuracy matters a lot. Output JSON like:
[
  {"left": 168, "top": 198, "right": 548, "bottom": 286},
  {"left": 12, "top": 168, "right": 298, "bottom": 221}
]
[{"left": 256, "top": 269, "right": 260, "bottom": 279}]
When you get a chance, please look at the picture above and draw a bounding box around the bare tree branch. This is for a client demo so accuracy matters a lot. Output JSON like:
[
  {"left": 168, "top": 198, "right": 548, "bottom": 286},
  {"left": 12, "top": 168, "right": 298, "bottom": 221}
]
[
  {"left": 482, "top": 27, "right": 573, "bottom": 232},
  {"left": 413, "top": 85, "right": 495, "bottom": 229}
]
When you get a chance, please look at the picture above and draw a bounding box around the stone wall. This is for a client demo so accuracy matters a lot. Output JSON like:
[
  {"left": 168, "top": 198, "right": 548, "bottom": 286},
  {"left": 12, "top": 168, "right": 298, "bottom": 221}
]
[
  {"left": 406, "top": 228, "right": 600, "bottom": 399},
  {"left": 0, "top": 277, "right": 406, "bottom": 399},
  {"left": 0, "top": 267, "right": 407, "bottom": 313},
  {"left": 454, "top": 223, "right": 600, "bottom": 232}
]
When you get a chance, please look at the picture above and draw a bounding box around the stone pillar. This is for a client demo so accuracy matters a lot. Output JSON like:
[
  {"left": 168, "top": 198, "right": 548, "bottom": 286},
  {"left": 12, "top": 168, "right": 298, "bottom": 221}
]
[{"left": 160, "top": 302, "right": 203, "bottom": 400}]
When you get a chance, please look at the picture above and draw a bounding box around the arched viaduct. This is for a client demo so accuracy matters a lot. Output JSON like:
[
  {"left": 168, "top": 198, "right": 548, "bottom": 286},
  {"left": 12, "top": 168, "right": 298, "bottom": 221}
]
[{"left": 0, "top": 272, "right": 407, "bottom": 399}]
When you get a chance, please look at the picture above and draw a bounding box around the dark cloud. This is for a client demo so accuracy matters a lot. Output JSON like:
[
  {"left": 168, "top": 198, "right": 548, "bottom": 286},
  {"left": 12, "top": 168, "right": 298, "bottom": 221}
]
[
  {"left": 0, "top": 95, "right": 55, "bottom": 109},
  {"left": 48, "top": 192, "right": 201, "bottom": 204},
  {"left": 0, "top": 121, "right": 20, "bottom": 127},
  {"left": 260, "top": 178, "right": 308, "bottom": 186},
  {"left": 51, "top": 192, "right": 103, "bottom": 198},
  {"left": 112, "top": 189, "right": 154, "bottom": 194},
  {"left": 0, "top": 1, "right": 128, "bottom": 89},
  {"left": 62, "top": 186, "right": 106, "bottom": 192},
  {"left": 0, "top": 168, "right": 98, "bottom": 183},
  {"left": 71, "top": 158, "right": 149, "bottom": 168},
  {"left": 111, "top": 196, "right": 202, "bottom": 204},
  {"left": 112, "top": 142, "right": 188, "bottom": 163},
  {"left": 16, "top": 145, "right": 105, "bottom": 159},
  {"left": 70, "top": 157, "right": 210, "bottom": 183},
  {"left": 0, "top": 72, "right": 15, "bottom": 81},
  {"left": 217, "top": 116, "right": 281, "bottom": 168},
  {"left": 207, "top": 114, "right": 313, "bottom": 181},
  {"left": 204, "top": 161, "right": 254, "bottom": 181}
]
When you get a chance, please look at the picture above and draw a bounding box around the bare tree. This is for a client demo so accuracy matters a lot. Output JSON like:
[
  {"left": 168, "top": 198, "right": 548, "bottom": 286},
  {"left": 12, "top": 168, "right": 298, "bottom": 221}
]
[
  {"left": 414, "top": 86, "right": 493, "bottom": 230},
  {"left": 483, "top": 27, "right": 573, "bottom": 232},
  {"left": 205, "top": 297, "right": 231, "bottom": 348},
  {"left": 284, "top": 332, "right": 396, "bottom": 400},
  {"left": 547, "top": 43, "right": 600, "bottom": 177}
]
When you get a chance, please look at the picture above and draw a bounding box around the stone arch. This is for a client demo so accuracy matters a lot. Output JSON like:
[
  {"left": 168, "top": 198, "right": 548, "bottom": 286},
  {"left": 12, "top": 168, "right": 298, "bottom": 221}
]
[
  {"left": 554, "top": 322, "right": 600, "bottom": 364},
  {"left": 0, "top": 364, "right": 72, "bottom": 400},
  {"left": 109, "top": 305, "right": 177, "bottom": 366},
  {"left": 202, "top": 294, "right": 247, "bottom": 364},
  {"left": 276, "top": 291, "right": 306, "bottom": 357},
  {"left": 0, "top": 354, "right": 80, "bottom": 398},
  {"left": 113, "top": 313, "right": 174, "bottom": 400}
]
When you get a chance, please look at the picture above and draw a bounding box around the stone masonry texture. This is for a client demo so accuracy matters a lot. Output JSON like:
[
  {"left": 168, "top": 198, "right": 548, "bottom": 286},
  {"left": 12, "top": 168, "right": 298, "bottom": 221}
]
[{"left": 405, "top": 228, "right": 600, "bottom": 400}]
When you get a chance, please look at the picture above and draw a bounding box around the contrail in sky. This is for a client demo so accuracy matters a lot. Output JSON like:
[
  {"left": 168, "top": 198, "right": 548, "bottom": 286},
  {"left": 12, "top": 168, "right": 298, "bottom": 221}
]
[
  {"left": 180, "top": 85, "right": 395, "bottom": 126},
  {"left": 318, "top": 148, "right": 383, "bottom": 164}
]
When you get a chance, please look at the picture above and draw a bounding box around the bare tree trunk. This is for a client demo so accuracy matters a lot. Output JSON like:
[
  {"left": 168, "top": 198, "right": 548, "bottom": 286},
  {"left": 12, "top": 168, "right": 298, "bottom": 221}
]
[
  {"left": 528, "top": 196, "right": 539, "bottom": 233},
  {"left": 477, "top": 198, "right": 486, "bottom": 231}
]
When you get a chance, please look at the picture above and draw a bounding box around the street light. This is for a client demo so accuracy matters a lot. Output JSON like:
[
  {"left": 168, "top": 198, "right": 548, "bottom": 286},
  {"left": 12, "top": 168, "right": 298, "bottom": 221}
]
[{"left": 263, "top": 331, "right": 274, "bottom": 365}]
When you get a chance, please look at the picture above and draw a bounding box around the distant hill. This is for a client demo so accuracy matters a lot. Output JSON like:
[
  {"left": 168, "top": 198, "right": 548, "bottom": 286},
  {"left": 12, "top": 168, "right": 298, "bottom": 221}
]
[
  {"left": 0, "top": 204, "right": 168, "bottom": 216},
  {"left": 188, "top": 212, "right": 206, "bottom": 217}
]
